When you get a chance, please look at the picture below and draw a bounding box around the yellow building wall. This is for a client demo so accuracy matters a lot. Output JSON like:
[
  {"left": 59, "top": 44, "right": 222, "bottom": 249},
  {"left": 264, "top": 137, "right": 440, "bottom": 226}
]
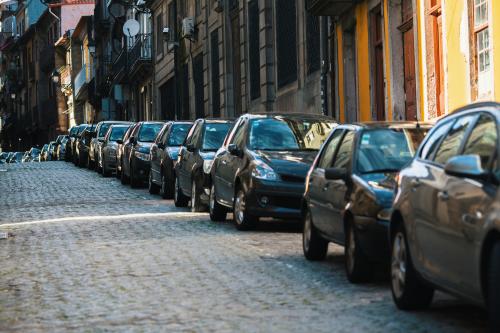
[
  {"left": 493, "top": 0, "right": 500, "bottom": 102},
  {"left": 355, "top": 3, "right": 371, "bottom": 121},
  {"left": 443, "top": 0, "right": 469, "bottom": 113}
]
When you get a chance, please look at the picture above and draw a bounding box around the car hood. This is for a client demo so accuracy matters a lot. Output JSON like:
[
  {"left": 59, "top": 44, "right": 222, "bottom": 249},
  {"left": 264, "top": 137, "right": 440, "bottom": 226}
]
[
  {"left": 136, "top": 142, "right": 153, "bottom": 152},
  {"left": 253, "top": 150, "right": 317, "bottom": 179}
]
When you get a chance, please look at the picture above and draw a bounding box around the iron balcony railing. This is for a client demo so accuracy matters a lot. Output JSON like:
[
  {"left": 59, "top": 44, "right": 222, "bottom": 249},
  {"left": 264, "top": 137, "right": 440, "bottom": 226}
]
[
  {"left": 128, "top": 33, "right": 152, "bottom": 68},
  {"left": 111, "top": 49, "right": 127, "bottom": 79}
]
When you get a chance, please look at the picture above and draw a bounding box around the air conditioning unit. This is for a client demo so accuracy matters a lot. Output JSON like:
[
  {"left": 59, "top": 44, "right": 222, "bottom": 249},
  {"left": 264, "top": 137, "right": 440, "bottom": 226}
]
[{"left": 182, "top": 17, "right": 194, "bottom": 39}]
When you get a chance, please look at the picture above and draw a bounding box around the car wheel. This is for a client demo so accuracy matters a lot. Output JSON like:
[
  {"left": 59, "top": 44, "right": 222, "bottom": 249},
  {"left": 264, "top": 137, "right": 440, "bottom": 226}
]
[
  {"left": 87, "top": 154, "right": 93, "bottom": 170},
  {"left": 130, "top": 164, "right": 140, "bottom": 188},
  {"left": 390, "top": 223, "right": 434, "bottom": 310},
  {"left": 233, "top": 186, "right": 257, "bottom": 231},
  {"left": 209, "top": 184, "right": 227, "bottom": 222},
  {"left": 120, "top": 161, "right": 130, "bottom": 185},
  {"left": 303, "top": 208, "right": 328, "bottom": 261},
  {"left": 148, "top": 172, "right": 160, "bottom": 194},
  {"left": 116, "top": 160, "right": 122, "bottom": 179},
  {"left": 345, "top": 219, "right": 373, "bottom": 283},
  {"left": 488, "top": 242, "right": 500, "bottom": 331},
  {"left": 174, "top": 176, "right": 189, "bottom": 207},
  {"left": 159, "top": 172, "right": 173, "bottom": 199},
  {"left": 102, "top": 157, "right": 111, "bottom": 177},
  {"left": 191, "top": 179, "right": 207, "bottom": 212}
]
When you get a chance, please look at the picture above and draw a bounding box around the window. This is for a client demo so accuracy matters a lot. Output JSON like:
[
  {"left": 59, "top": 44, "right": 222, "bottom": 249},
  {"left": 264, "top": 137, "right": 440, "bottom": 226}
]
[
  {"left": 433, "top": 115, "right": 476, "bottom": 165},
  {"left": 168, "top": 3, "right": 175, "bottom": 33},
  {"left": 306, "top": 12, "right": 320, "bottom": 75},
  {"left": 157, "top": 125, "right": 169, "bottom": 144},
  {"left": 318, "top": 130, "right": 344, "bottom": 169},
  {"left": 469, "top": 0, "right": 491, "bottom": 99},
  {"left": 231, "top": 121, "right": 247, "bottom": 147},
  {"left": 202, "top": 123, "right": 232, "bottom": 150},
  {"left": 420, "top": 120, "right": 453, "bottom": 160},
  {"left": 156, "top": 14, "right": 163, "bottom": 56},
  {"left": 463, "top": 114, "right": 498, "bottom": 169},
  {"left": 248, "top": 0, "right": 260, "bottom": 100},
  {"left": 211, "top": 30, "right": 220, "bottom": 117},
  {"left": 332, "top": 131, "right": 355, "bottom": 169},
  {"left": 168, "top": 124, "right": 192, "bottom": 146},
  {"left": 276, "top": 0, "right": 297, "bottom": 88}
]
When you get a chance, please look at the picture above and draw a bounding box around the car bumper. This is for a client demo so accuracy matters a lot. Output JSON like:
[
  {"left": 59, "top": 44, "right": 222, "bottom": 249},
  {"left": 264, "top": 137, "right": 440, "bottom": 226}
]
[
  {"left": 131, "top": 157, "right": 151, "bottom": 181},
  {"left": 353, "top": 215, "right": 390, "bottom": 262},
  {"left": 244, "top": 179, "right": 304, "bottom": 220}
]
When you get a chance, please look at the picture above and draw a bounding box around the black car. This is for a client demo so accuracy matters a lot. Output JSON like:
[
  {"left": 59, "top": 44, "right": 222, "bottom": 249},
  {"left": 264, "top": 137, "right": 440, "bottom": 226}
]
[
  {"left": 120, "top": 121, "right": 164, "bottom": 187},
  {"left": 209, "top": 113, "right": 335, "bottom": 228},
  {"left": 75, "top": 124, "right": 96, "bottom": 167},
  {"left": 100, "top": 124, "right": 132, "bottom": 177},
  {"left": 174, "top": 119, "right": 233, "bottom": 210},
  {"left": 116, "top": 125, "right": 135, "bottom": 178},
  {"left": 302, "top": 122, "right": 430, "bottom": 283},
  {"left": 149, "top": 121, "right": 193, "bottom": 197},
  {"left": 71, "top": 124, "right": 89, "bottom": 163}
]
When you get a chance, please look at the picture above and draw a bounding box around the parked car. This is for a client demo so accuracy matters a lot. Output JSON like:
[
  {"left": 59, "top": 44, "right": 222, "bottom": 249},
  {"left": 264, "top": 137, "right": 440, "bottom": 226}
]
[
  {"left": 120, "top": 121, "right": 164, "bottom": 187},
  {"left": 149, "top": 121, "right": 193, "bottom": 197},
  {"left": 174, "top": 118, "right": 233, "bottom": 210},
  {"left": 30, "top": 147, "right": 41, "bottom": 162},
  {"left": 21, "top": 151, "right": 30, "bottom": 163},
  {"left": 389, "top": 102, "right": 500, "bottom": 331},
  {"left": 100, "top": 124, "right": 132, "bottom": 177},
  {"left": 66, "top": 126, "right": 79, "bottom": 161},
  {"left": 116, "top": 125, "right": 135, "bottom": 178},
  {"left": 47, "top": 142, "right": 57, "bottom": 161},
  {"left": 71, "top": 124, "right": 89, "bottom": 164},
  {"left": 74, "top": 124, "right": 95, "bottom": 167},
  {"left": 40, "top": 144, "right": 49, "bottom": 161},
  {"left": 90, "top": 121, "right": 133, "bottom": 171},
  {"left": 209, "top": 113, "right": 335, "bottom": 225},
  {"left": 302, "top": 121, "right": 429, "bottom": 282},
  {"left": 7, "top": 152, "right": 24, "bottom": 163},
  {"left": 56, "top": 136, "right": 69, "bottom": 160},
  {"left": 0, "top": 152, "right": 8, "bottom": 164}
]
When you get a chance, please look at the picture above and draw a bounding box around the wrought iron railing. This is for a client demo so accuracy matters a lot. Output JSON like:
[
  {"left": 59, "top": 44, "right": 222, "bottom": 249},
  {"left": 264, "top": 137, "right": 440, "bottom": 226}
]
[{"left": 128, "top": 33, "right": 152, "bottom": 69}]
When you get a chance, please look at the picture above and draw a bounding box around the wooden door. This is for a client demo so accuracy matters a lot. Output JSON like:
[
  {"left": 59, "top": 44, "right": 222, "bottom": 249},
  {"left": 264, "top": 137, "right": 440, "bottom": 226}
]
[
  {"left": 400, "top": 0, "right": 417, "bottom": 120},
  {"left": 371, "top": 6, "right": 385, "bottom": 121}
]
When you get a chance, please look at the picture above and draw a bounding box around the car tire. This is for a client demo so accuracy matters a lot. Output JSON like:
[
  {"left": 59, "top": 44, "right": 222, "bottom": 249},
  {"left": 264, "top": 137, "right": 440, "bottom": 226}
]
[
  {"left": 174, "top": 176, "right": 189, "bottom": 207},
  {"left": 303, "top": 208, "right": 328, "bottom": 261},
  {"left": 116, "top": 160, "right": 122, "bottom": 179},
  {"left": 121, "top": 161, "right": 130, "bottom": 185},
  {"left": 191, "top": 179, "right": 207, "bottom": 212},
  {"left": 159, "top": 172, "right": 173, "bottom": 199},
  {"left": 87, "top": 154, "right": 93, "bottom": 170},
  {"left": 233, "top": 186, "right": 257, "bottom": 231},
  {"left": 344, "top": 219, "right": 373, "bottom": 283},
  {"left": 102, "top": 157, "right": 111, "bottom": 177},
  {"left": 130, "top": 164, "right": 140, "bottom": 188},
  {"left": 148, "top": 172, "right": 160, "bottom": 194},
  {"left": 390, "top": 223, "right": 434, "bottom": 310},
  {"left": 488, "top": 242, "right": 500, "bottom": 332},
  {"left": 209, "top": 184, "right": 227, "bottom": 222}
]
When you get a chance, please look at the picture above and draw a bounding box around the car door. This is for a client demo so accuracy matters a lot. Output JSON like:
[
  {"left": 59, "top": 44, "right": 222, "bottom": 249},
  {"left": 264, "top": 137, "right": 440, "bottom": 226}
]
[
  {"left": 412, "top": 114, "right": 477, "bottom": 283},
  {"left": 179, "top": 121, "right": 202, "bottom": 193},
  {"left": 151, "top": 124, "right": 168, "bottom": 183},
  {"left": 326, "top": 130, "right": 356, "bottom": 241},
  {"left": 308, "top": 129, "right": 344, "bottom": 237},
  {"left": 124, "top": 124, "right": 141, "bottom": 176},
  {"left": 218, "top": 119, "right": 246, "bottom": 204},
  {"left": 438, "top": 113, "right": 498, "bottom": 296}
]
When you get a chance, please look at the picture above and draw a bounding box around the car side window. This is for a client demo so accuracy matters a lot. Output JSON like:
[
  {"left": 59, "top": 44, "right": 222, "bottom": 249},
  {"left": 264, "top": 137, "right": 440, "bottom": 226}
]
[
  {"left": 131, "top": 124, "right": 140, "bottom": 138},
  {"left": 157, "top": 125, "right": 169, "bottom": 145},
  {"left": 191, "top": 123, "right": 204, "bottom": 147},
  {"left": 433, "top": 115, "right": 476, "bottom": 165},
  {"left": 419, "top": 120, "right": 454, "bottom": 160},
  {"left": 462, "top": 114, "right": 498, "bottom": 170},
  {"left": 332, "top": 131, "right": 355, "bottom": 169},
  {"left": 185, "top": 122, "right": 199, "bottom": 146},
  {"left": 231, "top": 120, "right": 247, "bottom": 147},
  {"left": 317, "top": 129, "right": 344, "bottom": 169}
]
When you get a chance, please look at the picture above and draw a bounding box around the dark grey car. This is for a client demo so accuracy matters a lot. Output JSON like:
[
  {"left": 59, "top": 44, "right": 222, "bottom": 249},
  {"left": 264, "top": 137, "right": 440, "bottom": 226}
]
[
  {"left": 389, "top": 102, "right": 500, "bottom": 331},
  {"left": 100, "top": 124, "right": 132, "bottom": 177}
]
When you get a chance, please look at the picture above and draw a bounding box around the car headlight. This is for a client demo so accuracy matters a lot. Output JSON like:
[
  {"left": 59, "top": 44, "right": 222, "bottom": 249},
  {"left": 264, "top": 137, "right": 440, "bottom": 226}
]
[
  {"left": 377, "top": 208, "right": 392, "bottom": 221},
  {"left": 251, "top": 160, "right": 279, "bottom": 181},
  {"left": 134, "top": 151, "right": 150, "bottom": 161},
  {"left": 203, "top": 159, "right": 214, "bottom": 174}
]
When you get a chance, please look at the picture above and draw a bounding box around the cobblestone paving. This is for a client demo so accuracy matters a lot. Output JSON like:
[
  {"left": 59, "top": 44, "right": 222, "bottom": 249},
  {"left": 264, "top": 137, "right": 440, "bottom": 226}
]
[{"left": 0, "top": 162, "right": 489, "bottom": 332}]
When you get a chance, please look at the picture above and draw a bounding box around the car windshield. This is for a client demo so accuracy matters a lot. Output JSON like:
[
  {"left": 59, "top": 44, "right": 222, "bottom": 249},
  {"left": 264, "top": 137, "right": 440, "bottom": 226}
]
[
  {"left": 77, "top": 125, "right": 88, "bottom": 135},
  {"left": 202, "top": 123, "right": 232, "bottom": 151},
  {"left": 110, "top": 127, "right": 129, "bottom": 141},
  {"left": 99, "top": 123, "right": 112, "bottom": 137},
  {"left": 168, "top": 124, "right": 192, "bottom": 146},
  {"left": 356, "top": 128, "right": 428, "bottom": 174},
  {"left": 14, "top": 152, "right": 23, "bottom": 160},
  {"left": 69, "top": 127, "right": 78, "bottom": 136},
  {"left": 248, "top": 118, "right": 336, "bottom": 151},
  {"left": 138, "top": 123, "right": 163, "bottom": 142}
]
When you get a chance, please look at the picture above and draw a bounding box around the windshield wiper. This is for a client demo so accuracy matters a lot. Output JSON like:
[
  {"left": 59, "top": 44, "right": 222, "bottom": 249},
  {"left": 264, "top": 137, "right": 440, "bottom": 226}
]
[{"left": 362, "top": 168, "right": 400, "bottom": 174}]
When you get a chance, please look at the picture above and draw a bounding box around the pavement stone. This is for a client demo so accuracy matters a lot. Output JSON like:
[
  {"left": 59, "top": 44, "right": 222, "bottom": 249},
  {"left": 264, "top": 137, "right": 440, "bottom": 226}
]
[{"left": 0, "top": 162, "right": 489, "bottom": 332}]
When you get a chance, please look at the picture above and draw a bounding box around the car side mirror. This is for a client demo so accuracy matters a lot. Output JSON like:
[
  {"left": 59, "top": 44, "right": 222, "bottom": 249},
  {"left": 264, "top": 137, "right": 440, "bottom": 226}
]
[
  {"left": 186, "top": 143, "right": 196, "bottom": 152},
  {"left": 228, "top": 144, "right": 242, "bottom": 157},
  {"left": 444, "top": 155, "right": 488, "bottom": 180},
  {"left": 325, "top": 167, "right": 348, "bottom": 181}
]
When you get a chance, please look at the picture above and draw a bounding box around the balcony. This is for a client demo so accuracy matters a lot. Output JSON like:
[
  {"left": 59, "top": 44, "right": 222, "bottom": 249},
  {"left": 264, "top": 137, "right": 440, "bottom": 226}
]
[
  {"left": 74, "top": 65, "right": 87, "bottom": 98},
  {"left": 127, "top": 34, "right": 152, "bottom": 80},
  {"left": 306, "top": 0, "right": 360, "bottom": 16},
  {"left": 111, "top": 49, "right": 127, "bottom": 83}
]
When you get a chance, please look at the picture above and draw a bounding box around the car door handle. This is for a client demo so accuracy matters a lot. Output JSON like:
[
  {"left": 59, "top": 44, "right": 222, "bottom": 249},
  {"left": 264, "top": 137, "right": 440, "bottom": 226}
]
[
  {"left": 437, "top": 191, "right": 449, "bottom": 201},
  {"left": 462, "top": 211, "right": 483, "bottom": 225}
]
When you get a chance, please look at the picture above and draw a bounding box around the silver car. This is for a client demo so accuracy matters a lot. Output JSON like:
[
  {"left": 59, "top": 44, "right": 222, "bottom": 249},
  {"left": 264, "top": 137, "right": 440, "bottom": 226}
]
[
  {"left": 100, "top": 124, "right": 132, "bottom": 177},
  {"left": 90, "top": 121, "right": 133, "bottom": 172},
  {"left": 389, "top": 102, "right": 499, "bottom": 331}
]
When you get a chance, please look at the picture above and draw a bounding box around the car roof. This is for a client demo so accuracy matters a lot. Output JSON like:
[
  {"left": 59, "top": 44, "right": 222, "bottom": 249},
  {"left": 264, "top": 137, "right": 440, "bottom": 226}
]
[
  {"left": 239, "top": 112, "right": 334, "bottom": 121},
  {"left": 336, "top": 121, "right": 434, "bottom": 130},
  {"left": 436, "top": 101, "right": 500, "bottom": 122}
]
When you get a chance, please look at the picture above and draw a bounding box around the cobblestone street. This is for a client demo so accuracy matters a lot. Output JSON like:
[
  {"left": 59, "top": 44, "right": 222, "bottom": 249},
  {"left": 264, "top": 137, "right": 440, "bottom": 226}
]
[{"left": 0, "top": 162, "right": 489, "bottom": 332}]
